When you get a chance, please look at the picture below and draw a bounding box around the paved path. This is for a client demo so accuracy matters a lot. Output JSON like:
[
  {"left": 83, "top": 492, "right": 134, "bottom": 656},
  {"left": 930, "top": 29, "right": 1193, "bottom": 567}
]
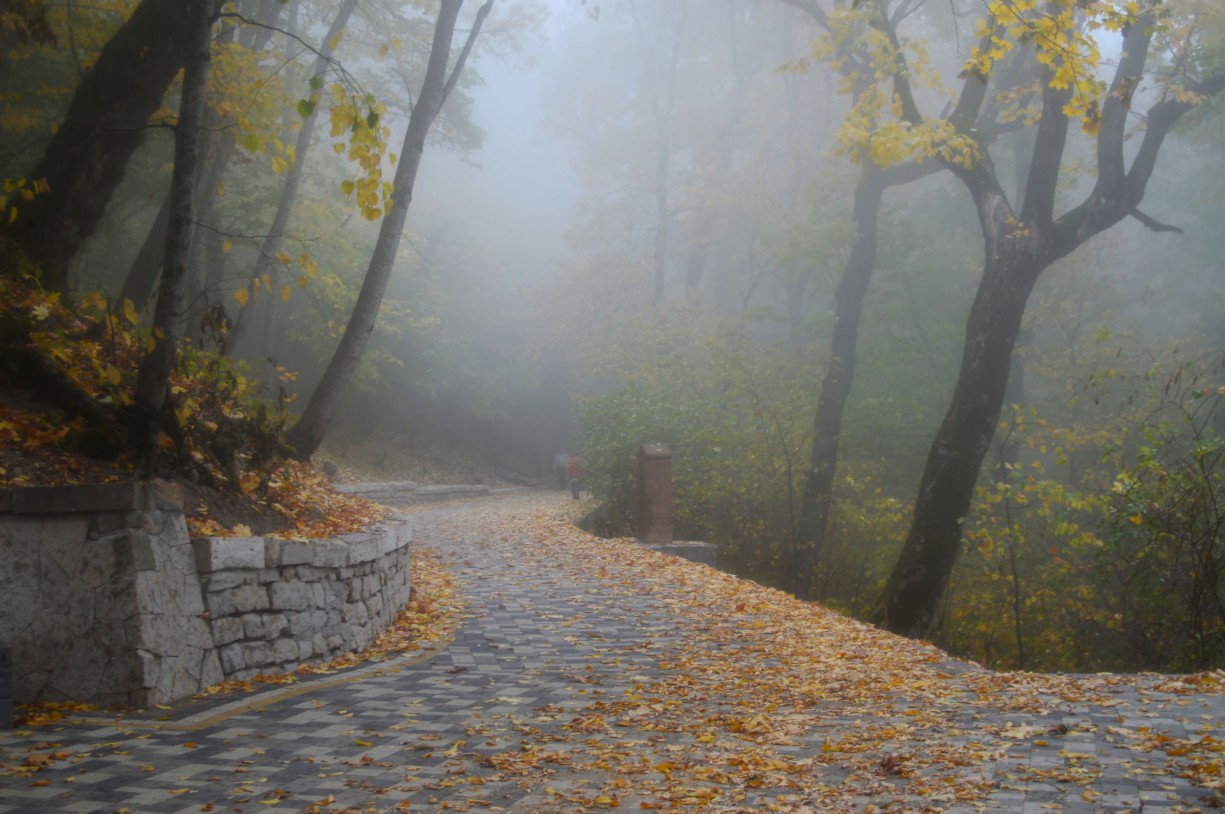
[{"left": 2, "top": 492, "right": 1223, "bottom": 813}]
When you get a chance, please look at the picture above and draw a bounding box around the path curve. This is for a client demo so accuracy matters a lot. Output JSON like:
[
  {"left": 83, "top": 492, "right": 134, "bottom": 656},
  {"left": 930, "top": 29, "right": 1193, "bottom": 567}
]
[{"left": 2, "top": 491, "right": 1223, "bottom": 813}]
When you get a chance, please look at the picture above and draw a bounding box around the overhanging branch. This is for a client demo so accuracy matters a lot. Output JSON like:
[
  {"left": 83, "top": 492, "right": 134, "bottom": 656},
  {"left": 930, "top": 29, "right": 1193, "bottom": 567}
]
[
  {"left": 775, "top": 0, "right": 830, "bottom": 30},
  {"left": 1130, "top": 209, "right": 1183, "bottom": 234},
  {"left": 441, "top": 0, "right": 495, "bottom": 106}
]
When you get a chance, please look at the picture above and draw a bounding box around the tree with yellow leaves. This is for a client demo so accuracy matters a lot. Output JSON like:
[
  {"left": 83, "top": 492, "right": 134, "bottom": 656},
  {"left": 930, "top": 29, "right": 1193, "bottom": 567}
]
[
  {"left": 843, "top": 0, "right": 1225, "bottom": 636},
  {"left": 285, "top": 0, "right": 495, "bottom": 460}
]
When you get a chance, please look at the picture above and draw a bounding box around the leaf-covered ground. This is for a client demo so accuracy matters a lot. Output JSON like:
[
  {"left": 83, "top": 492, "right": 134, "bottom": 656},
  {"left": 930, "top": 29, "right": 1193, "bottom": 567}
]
[
  {"left": 449, "top": 498, "right": 1225, "bottom": 812},
  {"left": 3, "top": 494, "right": 1223, "bottom": 813}
]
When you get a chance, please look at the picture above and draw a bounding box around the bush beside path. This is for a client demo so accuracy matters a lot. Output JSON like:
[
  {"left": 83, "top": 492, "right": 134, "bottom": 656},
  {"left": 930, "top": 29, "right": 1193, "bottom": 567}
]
[{"left": 2, "top": 491, "right": 1224, "bottom": 813}]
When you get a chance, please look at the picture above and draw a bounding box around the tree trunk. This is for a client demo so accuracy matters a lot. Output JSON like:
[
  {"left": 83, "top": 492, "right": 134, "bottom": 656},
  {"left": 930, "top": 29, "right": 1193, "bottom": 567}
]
[
  {"left": 879, "top": 206, "right": 1043, "bottom": 635},
  {"left": 7, "top": 0, "right": 194, "bottom": 292},
  {"left": 628, "top": 0, "right": 687, "bottom": 302},
  {"left": 227, "top": 0, "right": 358, "bottom": 352},
  {"left": 238, "top": 0, "right": 286, "bottom": 51},
  {"left": 783, "top": 261, "right": 808, "bottom": 345},
  {"left": 791, "top": 166, "right": 885, "bottom": 598},
  {"left": 285, "top": 0, "right": 494, "bottom": 461},
  {"left": 185, "top": 132, "right": 220, "bottom": 334},
  {"left": 132, "top": 0, "right": 213, "bottom": 473},
  {"left": 875, "top": 11, "right": 1224, "bottom": 638},
  {"left": 992, "top": 328, "right": 1029, "bottom": 481},
  {"left": 682, "top": 208, "right": 713, "bottom": 299},
  {"left": 792, "top": 160, "right": 939, "bottom": 599},
  {"left": 652, "top": 145, "right": 671, "bottom": 299},
  {"left": 118, "top": 189, "right": 172, "bottom": 309},
  {"left": 116, "top": 16, "right": 255, "bottom": 317}
]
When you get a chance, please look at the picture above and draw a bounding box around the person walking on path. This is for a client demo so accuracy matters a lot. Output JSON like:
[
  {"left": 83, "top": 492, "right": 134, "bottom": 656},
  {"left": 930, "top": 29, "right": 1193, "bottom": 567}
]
[{"left": 565, "top": 452, "right": 584, "bottom": 499}]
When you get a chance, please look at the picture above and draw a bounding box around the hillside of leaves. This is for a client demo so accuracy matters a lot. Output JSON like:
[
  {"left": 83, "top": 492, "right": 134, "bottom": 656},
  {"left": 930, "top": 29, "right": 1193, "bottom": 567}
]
[{"left": 0, "top": 267, "right": 386, "bottom": 538}]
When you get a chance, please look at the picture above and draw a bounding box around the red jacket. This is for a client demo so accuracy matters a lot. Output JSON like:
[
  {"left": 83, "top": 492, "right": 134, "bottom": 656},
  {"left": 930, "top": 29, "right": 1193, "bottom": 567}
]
[{"left": 565, "top": 455, "right": 584, "bottom": 479}]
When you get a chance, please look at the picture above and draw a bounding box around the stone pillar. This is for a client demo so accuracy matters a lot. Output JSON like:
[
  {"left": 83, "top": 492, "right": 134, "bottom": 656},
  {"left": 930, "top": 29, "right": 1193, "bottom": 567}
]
[{"left": 636, "top": 444, "right": 673, "bottom": 545}]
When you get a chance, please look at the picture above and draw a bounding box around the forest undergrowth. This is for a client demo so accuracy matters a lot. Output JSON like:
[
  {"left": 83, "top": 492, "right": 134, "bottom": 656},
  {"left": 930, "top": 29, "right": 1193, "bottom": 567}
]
[{"left": 0, "top": 270, "right": 394, "bottom": 538}]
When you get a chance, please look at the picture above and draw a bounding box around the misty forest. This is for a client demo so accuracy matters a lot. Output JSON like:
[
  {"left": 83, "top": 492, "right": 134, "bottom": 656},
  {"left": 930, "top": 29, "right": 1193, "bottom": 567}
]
[{"left": 2, "top": 0, "right": 1224, "bottom": 676}]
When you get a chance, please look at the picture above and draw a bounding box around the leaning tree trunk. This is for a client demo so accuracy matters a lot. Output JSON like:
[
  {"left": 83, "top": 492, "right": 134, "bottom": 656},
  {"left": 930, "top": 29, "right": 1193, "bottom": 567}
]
[
  {"left": 132, "top": 0, "right": 213, "bottom": 473},
  {"left": 7, "top": 0, "right": 193, "bottom": 292},
  {"left": 876, "top": 10, "right": 1223, "bottom": 637},
  {"left": 118, "top": 114, "right": 231, "bottom": 319},
  {"left": 118, "top": 191, "right": 172, "bottom": 309},
  {"left": 791, "top": 166, "right": 886, "bottom": 598},
  {"left": 285, "top": 0, "right": 494, "bottom": 461},
  {"left": 879, "top": 218, "right": 1044, "bottom": 636},
  {"left": 792, "top": 160, "right": 939, "bottom": 599},
  {"left": 118, "top": 7, "right": 280, "bottom": 315},
  {"left": 226, "top": 0, "right": 358, "bottom": 353}
]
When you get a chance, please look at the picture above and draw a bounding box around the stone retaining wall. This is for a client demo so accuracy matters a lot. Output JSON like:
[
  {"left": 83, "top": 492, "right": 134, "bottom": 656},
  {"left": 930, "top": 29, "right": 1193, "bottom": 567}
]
[
  {"left": 193, "top": 522, "right": 412, "bottom": 682},
  {"left": 0, "top": 482, "right": 412, "bottom": 707}
]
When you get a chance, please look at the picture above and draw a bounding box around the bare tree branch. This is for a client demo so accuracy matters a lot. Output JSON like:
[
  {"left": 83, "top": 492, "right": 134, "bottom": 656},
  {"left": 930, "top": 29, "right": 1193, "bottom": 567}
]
[
  {"left": 1098, "top": 11, "right": 1157, "bottom": 200},
  {"left": 1130, "top": 209, "right": 1184, "bottom": 234},
  {"left": 441, "top": 0, "right": 495, "bottom": 105},
  {"left": 1019, "top": 65, "right": 1071, "bottom": 228}
]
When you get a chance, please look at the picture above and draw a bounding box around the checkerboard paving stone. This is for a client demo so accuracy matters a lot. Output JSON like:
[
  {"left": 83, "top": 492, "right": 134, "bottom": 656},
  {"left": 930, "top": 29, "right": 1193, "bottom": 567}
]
[{"left": 3, "top": 491, "right": 1225, "bottom": 813}]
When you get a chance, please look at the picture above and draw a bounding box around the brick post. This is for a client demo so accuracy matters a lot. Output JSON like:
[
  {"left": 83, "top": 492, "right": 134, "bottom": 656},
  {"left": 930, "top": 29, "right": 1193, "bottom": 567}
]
[{"left": 636, "top": 444, "right": 673, "bottom": 545}]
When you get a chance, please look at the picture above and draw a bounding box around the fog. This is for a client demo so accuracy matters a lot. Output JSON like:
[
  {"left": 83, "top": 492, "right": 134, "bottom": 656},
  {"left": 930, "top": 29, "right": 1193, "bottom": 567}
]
[
  {"left": 416, "top": 23, "right": 581, "bottom": 288},
  {"left": 389, "top": 0, "right": 1223, "bottom": 480},
  {"left": 1, "top": 0, "right": 1222, "bottom": 669},
  {"left": 4, "top": 0, "right": 1220, "bottom": 481}
]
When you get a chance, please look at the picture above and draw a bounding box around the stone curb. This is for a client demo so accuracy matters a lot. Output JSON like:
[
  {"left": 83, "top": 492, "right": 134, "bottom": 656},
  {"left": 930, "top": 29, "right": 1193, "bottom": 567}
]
[
  {"left": 336, "top": 482, "right": 529, "bottom": 503},
  {"left": 190, "top": 517, "right": 414, "bottom": 573}
]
